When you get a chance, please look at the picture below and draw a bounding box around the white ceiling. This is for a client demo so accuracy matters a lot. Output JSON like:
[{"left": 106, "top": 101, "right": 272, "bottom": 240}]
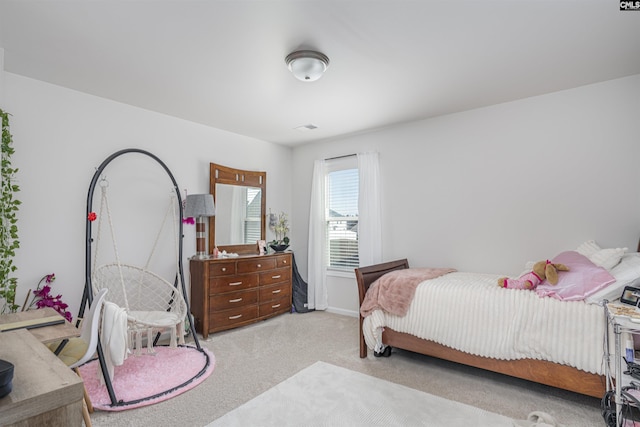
[{"left": 1, "top": 1, "right": 639, "bottom": 147}]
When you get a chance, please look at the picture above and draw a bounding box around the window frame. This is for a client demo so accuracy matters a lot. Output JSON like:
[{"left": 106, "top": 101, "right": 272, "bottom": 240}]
[{"left": 324, "top": 156, "right": 359, "bottom": 273}]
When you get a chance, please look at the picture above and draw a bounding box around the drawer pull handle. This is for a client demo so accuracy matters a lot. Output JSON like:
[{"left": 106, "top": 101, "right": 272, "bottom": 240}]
[
  {"left": 272, "top": 275, "right": 281, "bottom": 279},
  {"left": 271, "top": 304, "right": 281, "bottom": 309},
  {"left": 257, "top": 264, "right": 262, "bottom": 268},
  {"left": 229, "top": 314, "right": 243, "bottom": 320},
  {"left": 272, "top": 289, "right": 281, "bottom": 294},
  {"left": 283, "top": 260, "right": 287, "bottom": 264},
  {"left": 229, "top": 298, "right": 243, "bottom": 303},
  {"left": 229, "top": 281, "right": 243, "bottom": 286},
  {"left": 221, "top": 267, "right": 227, "bottom": 272}
]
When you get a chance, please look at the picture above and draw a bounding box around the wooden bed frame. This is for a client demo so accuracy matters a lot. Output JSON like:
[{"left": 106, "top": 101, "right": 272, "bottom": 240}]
[{"left": 355, "top": 259, "right": 607, "bottom": 398}]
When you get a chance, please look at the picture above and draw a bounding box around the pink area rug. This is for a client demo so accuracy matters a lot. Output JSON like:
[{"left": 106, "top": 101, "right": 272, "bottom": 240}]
[{"left": 78, "top": 345, "right": 215, "bottom": 411}]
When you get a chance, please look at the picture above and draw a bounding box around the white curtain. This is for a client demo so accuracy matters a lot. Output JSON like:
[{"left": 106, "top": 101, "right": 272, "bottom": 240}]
[
  {"left": 307, "top": 159, "right": 328, "bottom": 310},
  {"left": 357, "top": 152, "right": 382, "bottom": 266}
]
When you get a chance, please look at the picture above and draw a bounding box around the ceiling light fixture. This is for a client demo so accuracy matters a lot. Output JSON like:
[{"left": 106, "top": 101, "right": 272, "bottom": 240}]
[{"left": 285, "top": 50, "right": 330, "bottom": 82}]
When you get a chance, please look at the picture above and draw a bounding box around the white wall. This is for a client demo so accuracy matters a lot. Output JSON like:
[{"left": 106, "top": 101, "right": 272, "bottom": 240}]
[
  {"left": 3, "top": 69, "right": 638, "bottom": 319},
  {"left": 292, "top": 74, "right": 640, "bottom": 316},
  {"left": 0, "top": 49, "right": 4, "bottom": 101},
  {"left": 2, "top": 72, "right": 293, "bottom": 316}
]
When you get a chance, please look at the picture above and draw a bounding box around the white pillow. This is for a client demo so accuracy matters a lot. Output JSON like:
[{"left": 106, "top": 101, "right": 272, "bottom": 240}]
[
  {"left": 588, "top": 247, "right": 627, "bottom": 270},
  {"left": 576, "top": 240, "right": 601, "bottom": 257},
  {"left": 611, "top": 253, "right": 640, "bottom": 283},
  {"left": 585, "top": 253, "right": 640, "bottom": 304}
]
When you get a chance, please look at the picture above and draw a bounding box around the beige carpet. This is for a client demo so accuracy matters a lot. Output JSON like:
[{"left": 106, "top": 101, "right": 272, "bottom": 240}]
[
  {"left": 207, "top": 361, "right": 514, "bottom": 426},
  {"left": 89, "top": 311, "right": 603, "bottom": 427}
]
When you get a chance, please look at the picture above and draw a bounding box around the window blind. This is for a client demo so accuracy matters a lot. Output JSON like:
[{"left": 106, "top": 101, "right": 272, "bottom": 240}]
[
  {"left": 244, "top": 188, "right": 261, "bottom": 244},
  {"left": 326, "top": 167, "right": 359, "bottom": 269}
]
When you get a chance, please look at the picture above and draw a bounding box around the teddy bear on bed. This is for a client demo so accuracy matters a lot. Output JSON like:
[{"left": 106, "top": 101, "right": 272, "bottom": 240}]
[{"left": 498, "top": 260, "right": 569, "bottom": 290}]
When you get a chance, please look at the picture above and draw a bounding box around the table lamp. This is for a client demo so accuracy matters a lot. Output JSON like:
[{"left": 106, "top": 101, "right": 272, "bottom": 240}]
[{"left": 184, "top": 194, "right": 215, "bottom": 259}]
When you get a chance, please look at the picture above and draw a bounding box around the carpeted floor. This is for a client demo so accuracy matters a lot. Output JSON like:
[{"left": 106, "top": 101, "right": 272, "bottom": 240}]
[
  {"left": 207, "top": 361, "right": 515, "bottom": 426},
  {"left": 89, "top": 311, "right": 604, "bottom": 427}
]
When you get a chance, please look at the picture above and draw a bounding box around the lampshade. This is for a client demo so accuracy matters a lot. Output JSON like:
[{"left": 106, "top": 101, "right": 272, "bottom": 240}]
[
  {"left": 185, "top": 194, "right": 215, "bottom": 259},
  {"left": 184, "top": 194, "right": 215, "bottom": 218},
  {"left": 285, "top": 50, "right": 330, "bottom": 82}
]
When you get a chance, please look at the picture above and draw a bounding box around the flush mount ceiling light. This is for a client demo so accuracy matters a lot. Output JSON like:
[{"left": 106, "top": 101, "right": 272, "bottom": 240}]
[{"left": 285, "top": 50, "right": 330, "bottom": 82}]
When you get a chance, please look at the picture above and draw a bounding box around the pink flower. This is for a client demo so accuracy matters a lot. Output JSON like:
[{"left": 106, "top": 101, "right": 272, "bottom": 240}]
[
  {"left": 34, "top": 285, "right": 51, "bottom": 297},
  {"left": 183, "top": 217, "right": 195, "bottom": 225},
  {"left": 28, "top": 273, "right": 72, "bottom": 322}
]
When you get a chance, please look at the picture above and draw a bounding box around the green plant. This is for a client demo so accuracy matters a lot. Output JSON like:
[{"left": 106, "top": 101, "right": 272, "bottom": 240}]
[{"left": 0, "top": 108, "right": 21, "bottom": 313}]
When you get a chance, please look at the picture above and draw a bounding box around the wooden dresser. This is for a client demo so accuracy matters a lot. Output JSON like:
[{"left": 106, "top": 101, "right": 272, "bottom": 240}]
[{"left": 190, "top": 252, "right": 292, "bottom": 338}]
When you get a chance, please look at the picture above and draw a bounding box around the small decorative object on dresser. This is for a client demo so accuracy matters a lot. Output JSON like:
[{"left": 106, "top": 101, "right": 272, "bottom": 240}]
[
  {"left": 190, "top": 252, "right": 292, "bottom": 338},
  {"left": 269, "top": 244, "right": 289, "bottom": 253},
  {"left": 269, "top": 211, "right": 290, "bottom": 253},
  {"left": 258, "top": 240, "right": 267, "bottom": 255}
]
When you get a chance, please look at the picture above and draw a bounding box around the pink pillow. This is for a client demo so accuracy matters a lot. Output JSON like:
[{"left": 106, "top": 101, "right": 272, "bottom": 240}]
[{"left": 535, "top": 251, "right": 615, "bottom": 301}]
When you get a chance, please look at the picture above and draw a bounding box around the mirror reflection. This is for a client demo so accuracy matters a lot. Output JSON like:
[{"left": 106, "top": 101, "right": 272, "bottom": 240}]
[{"left": 214, "top": 184, "right": 263, "bottom": 246}]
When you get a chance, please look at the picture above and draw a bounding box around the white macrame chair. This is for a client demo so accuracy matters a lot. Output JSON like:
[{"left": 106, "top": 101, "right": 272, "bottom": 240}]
[{"left": 91, "top": 177, "right": 187, "bottom": 355}]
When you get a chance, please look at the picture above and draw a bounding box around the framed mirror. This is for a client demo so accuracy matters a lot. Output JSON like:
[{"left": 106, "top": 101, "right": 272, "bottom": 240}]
[{"left": 209, "top": 163, "right": 266, "bottom": 255}]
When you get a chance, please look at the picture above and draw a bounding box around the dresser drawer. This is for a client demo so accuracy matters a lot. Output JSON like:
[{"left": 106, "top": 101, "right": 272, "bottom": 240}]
[
  {"left": 210, "top": 305, "right": 258, "bottom": 330},
  {"left": 275, "top": 255, "right": 291, "bottom": 268},
  {"left": 259, "top": 282, "right": 291, "bottom": 302},
  {"left": 209, "top": 261, "right": 236, "bottom": 276},
  {"left": 259, "top": 295, "right": 291, "bottom": 317},
  {"left": 259, "top": 267, "right": 291, "bottom": 286},
  {"left": 210, "top": 289, "right": 258, "bottom": 311},
  {"left": 237, "top": 257, "right": 276, "bottom": 274},
  {"left": 210, "top": 273, "right": 259, "bottom": 293}
]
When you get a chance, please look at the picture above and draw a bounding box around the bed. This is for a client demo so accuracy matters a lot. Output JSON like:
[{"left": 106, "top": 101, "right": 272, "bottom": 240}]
[{"left": 356, "top": 240, "right": 640, "bottom": 398}]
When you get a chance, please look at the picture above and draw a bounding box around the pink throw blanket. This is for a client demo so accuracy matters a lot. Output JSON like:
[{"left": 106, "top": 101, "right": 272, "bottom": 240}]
[{"left": 360, "top": 267, "right": 456, "bottom": 318}]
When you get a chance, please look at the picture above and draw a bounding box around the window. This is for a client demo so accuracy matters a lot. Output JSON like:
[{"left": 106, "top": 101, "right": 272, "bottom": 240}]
[
  {"left": 326, "top": 157, "right": 359, "bottom": 270},
  {"left": 244, "top": 188, "right": 261, "bottom": 244}
]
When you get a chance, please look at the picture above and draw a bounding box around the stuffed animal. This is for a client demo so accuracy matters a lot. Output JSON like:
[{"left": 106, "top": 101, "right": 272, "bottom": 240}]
[{"left": 498, "top": 260, "right": 569, "bottom": 290}]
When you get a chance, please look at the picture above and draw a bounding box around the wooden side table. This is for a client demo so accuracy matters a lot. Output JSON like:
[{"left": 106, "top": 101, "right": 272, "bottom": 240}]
[{"left": 0, "top": 329, "right": 84, "bottom": 426}]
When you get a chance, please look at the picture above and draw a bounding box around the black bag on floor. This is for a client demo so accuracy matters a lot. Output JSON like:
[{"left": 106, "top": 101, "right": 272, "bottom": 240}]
[{"left": 291, "top": 252, "right": 313, "bottom": 313}]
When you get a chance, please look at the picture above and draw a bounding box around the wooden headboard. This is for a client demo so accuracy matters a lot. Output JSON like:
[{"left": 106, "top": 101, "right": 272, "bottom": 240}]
[{"left": 354, "top": 259, "right": 409, "bottom": 358}]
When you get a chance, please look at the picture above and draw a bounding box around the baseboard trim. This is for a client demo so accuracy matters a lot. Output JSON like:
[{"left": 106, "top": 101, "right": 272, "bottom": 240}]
[{"left": 326, "top": 307, "right": 358, "bottom": 317}]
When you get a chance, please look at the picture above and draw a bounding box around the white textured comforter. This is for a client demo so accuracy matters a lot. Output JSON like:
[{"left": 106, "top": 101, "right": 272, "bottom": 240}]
[{"left": 363, "top": 271, "right": 606, "bottom": 375}]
